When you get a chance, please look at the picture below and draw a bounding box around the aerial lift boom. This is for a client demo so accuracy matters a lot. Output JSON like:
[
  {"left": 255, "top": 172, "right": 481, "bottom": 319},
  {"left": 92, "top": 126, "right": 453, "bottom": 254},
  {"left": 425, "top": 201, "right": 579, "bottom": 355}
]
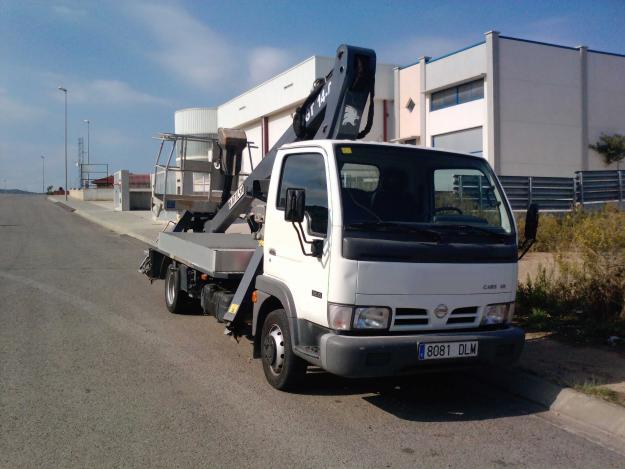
[
  {"left": 163, "top": 44, "right": 378, "bottom": 332},
  {"left": 205, "top": 44, "right": 377, "bottom": 234}
]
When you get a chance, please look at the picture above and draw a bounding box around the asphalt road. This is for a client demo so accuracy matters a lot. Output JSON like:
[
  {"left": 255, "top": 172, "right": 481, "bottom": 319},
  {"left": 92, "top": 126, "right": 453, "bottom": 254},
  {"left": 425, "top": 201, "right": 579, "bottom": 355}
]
[{"left": 1, "top": 194, "right": 624, "bottom": 468}]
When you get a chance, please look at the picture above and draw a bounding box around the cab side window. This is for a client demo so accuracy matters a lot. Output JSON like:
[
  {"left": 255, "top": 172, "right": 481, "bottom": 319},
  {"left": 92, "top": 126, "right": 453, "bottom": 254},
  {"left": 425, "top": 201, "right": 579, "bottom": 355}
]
[{"left": 277, "top": 153, "right": 329, "bottom": 236}]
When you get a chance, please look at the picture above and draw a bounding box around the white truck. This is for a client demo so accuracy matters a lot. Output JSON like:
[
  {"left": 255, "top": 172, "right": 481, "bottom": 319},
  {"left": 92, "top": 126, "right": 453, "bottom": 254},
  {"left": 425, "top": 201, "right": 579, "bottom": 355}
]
[{"left": 141, "top": 45, "right": 538, "bottom": 390}]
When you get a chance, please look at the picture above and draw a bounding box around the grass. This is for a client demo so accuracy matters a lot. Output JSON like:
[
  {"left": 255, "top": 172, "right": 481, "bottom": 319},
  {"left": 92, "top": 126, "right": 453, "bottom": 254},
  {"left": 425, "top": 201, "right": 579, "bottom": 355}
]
[{"left": 573, "top": 379, "right": 621, "bottom": 405}]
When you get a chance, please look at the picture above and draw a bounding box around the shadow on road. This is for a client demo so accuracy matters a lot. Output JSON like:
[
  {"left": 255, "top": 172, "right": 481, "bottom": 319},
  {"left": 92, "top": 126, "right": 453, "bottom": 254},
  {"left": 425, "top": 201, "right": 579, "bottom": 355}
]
[{"left": 294, "top": 369, "right": 539, "bottom": 422}]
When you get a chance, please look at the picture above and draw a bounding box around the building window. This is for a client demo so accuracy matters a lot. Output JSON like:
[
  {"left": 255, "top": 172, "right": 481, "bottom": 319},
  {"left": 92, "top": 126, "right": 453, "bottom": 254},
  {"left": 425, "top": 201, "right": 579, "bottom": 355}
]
[
  {"left": 430, "top": 79, "right": 484, "bottom": 111},
  {"left": 432, "top": 127, "right": 483, "bottom": 157},
  {"left": 405, "top": 98, "right": 416, "bottom": 112}
]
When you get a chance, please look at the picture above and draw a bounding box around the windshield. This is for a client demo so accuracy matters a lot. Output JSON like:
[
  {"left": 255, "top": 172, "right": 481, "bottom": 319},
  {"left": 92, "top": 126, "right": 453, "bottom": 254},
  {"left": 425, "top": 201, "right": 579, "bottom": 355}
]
[{"left": 336, "top": 144, "right": 513, "bottom": 236}]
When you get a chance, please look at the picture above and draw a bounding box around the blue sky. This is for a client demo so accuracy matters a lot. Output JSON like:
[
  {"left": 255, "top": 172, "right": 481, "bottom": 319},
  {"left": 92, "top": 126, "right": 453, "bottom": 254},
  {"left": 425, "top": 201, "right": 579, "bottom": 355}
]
[{"left": 1, "top": 0, "right": 624, "bottom": 191}]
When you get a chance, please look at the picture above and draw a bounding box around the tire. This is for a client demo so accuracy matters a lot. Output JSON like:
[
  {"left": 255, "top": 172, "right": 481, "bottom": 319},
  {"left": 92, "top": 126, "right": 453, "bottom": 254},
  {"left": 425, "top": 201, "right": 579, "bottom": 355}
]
[
  {"left": 164, "top": 265, "right": 193, "bottom": 314},
  {"left": 260, "top": 309, "right": 307, "bottom": 391}
]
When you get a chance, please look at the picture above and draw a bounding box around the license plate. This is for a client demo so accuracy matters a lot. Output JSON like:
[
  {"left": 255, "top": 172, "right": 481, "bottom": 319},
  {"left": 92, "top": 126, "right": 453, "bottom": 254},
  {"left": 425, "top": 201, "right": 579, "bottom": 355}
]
[{"left": 418, "top": 341, "right": 478, "bottom": 360}]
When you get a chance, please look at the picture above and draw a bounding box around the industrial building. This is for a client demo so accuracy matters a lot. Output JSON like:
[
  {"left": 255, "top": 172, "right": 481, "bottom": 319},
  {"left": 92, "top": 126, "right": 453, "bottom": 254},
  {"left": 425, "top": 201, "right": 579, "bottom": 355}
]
[
  {"left": 172, "top": 31, "right": 625, "bottom": 179},
  {"left": 395, "top": 31, "right": 625, "bottom": 176}
]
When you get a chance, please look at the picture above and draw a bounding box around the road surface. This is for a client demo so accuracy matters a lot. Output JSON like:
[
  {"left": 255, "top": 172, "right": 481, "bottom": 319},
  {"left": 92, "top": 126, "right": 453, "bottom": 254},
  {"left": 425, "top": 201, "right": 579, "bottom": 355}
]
[{"left": 1, "top": 195, "right": 623, "bottom": 468}]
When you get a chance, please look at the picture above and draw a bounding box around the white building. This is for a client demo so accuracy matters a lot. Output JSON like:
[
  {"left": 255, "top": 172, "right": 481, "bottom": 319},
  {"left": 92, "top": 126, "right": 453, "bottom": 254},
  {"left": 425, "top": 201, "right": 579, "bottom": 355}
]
[
  {"left": 217, "top": 55, "right": 396, "bottom": 174},
  {"left": 394, "top": 31, "right": 625, "bottom": 176},
  {"left": 173, "top": 33, "right": 625, "bottom": 180}
]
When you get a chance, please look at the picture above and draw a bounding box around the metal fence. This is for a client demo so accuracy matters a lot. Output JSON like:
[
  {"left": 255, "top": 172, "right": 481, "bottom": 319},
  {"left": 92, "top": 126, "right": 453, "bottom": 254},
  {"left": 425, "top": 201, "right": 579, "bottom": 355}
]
[
  {"left": 499, "top": 176, "right": 575, "bottom": 211},
  {"left": 498, "top": 170, "right": 625, "bottom": 211},
  {"left": 576, "top": 170, "right": 625, "bottom": 205}
]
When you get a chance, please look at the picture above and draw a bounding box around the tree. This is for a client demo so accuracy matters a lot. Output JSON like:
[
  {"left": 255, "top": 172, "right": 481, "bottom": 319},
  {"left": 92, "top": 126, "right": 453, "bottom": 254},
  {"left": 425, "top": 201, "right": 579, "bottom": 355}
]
[
  {"left": 46, "top": 185, "right": 54, "bottom": 194},
  {"left": 589, "top": 133, "right": 625, "bottom": 170}
]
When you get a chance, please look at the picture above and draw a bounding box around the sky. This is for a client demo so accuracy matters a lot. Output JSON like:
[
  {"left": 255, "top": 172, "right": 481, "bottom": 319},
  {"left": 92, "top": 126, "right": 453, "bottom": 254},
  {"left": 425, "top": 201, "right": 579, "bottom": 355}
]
[{"left": 1, "top": 0, "right": 625, "bottom": 192}]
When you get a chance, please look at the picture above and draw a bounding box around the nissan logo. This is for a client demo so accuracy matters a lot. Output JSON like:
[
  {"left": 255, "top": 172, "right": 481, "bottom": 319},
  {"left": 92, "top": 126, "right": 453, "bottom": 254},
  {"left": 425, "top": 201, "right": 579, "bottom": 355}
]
[{"left": 434, "top": 304, "right": 449, "bottom": 318}]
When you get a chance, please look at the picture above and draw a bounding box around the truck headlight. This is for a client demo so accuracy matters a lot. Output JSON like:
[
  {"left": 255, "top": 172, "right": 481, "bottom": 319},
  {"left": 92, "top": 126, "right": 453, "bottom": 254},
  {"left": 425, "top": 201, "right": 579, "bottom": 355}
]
[
  {"left": 327, "top": 304, "right": 391, "bottom": 330},
  {"left": 353, "top": 307, "right": 390, "bottom": 329},
  {"left": 328, "top": 304, "right": 353, "bottom": 330},
  {"left": 482, "top": 303, "right": 515, "bottom": 325}
]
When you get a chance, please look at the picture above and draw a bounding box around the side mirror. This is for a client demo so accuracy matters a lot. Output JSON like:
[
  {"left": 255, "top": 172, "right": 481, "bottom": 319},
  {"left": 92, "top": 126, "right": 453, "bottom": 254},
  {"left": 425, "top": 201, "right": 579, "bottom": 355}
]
[
  {"left": 285, "top": 188, "right": 305, "bottom": 223},
  {"left": 524, "top": 203, "right": 539, "bottom": 241}
]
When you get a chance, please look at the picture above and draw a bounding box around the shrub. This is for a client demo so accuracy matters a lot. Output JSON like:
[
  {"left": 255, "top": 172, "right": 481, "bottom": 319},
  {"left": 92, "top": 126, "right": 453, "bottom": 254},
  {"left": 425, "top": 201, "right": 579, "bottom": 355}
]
[{"left": 516, "top": 205, "right": 625, "bottom": 339}]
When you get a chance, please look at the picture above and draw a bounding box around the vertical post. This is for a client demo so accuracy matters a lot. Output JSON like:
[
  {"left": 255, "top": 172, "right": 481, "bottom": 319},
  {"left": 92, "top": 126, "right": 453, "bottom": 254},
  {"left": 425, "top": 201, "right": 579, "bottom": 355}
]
[
  {"left": 84, "top": 119, "right": 91, "bottom": 164},
  {"left": 393, "top": 66, "right": 400, "bottom": 141},
  {"left": 418, "top": 56, "right": 429, "bottom": 146},
  {"left": 578, "top": 46, "right": 589, "bottom": 171},
  {"left": 485, "top": 31, "right": 501, "bottom": 174},
  {"left": 578, "top": 172, "right": 585, "bottom": 205},
  {"left": 382, "top": 99, "right": 388, "bottom": 142},
  {"left": 618, "top": 170, "right": 623, "bottom": 203},
  {"left": 41, "top": 155, "right": 45, "bottom": 194},
  {"left": 478, "top": 175, "right": 483, "bottom": 210},
  {"left": 58, "top": 87, "right": 69, "bottom": 200},
  {"left": 528, "top": 176, "right": 533, "bottom": 208}
]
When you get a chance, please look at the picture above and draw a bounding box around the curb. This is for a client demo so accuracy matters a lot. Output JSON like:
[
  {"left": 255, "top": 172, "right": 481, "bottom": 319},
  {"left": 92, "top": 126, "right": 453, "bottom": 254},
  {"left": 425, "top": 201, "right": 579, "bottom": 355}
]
[
  {"left": 47, "top": 196, "right": 157, "bottom": 246},
  {"left": 478, "top": 367, "right": 625, "bottom": 442},
  {"left": 74, "top": 208, "right": 157, "bottom": 246}
]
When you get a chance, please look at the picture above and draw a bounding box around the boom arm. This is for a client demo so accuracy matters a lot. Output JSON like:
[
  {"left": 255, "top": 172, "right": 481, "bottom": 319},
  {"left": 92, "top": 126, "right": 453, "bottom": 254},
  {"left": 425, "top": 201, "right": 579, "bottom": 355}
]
[{"left": 205, "top": 44, "right": 376, "bottom": 233}]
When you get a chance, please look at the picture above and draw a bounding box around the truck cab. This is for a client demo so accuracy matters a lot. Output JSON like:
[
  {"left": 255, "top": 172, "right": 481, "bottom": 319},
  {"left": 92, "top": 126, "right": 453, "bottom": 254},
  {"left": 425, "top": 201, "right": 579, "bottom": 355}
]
[{"left": 255, "top": 140, "right": 523, "bottom": 388}]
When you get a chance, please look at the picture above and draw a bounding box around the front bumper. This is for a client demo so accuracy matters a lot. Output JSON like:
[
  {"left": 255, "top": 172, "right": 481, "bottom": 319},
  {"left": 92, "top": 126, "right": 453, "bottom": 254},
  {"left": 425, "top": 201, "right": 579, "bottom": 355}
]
[{"left": 319, "top": 326, "right": 524, "bottom": 378}]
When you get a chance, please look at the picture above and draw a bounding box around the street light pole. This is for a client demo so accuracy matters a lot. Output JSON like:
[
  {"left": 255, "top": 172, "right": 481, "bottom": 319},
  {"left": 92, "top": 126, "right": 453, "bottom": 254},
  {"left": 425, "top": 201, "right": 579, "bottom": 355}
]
[
  {"left": 84, "top": 119, "right": 90, "bottom": 164},
  {"left": 58, "top": 86, "right": 68, "bottom": 200},
  {"left": 41, "top": 155, "right": 45, "bottom": 194}
]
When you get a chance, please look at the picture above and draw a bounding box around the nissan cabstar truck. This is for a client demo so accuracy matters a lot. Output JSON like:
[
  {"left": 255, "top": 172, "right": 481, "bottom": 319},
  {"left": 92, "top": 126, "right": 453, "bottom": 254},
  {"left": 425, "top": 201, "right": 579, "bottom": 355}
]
[{"left": 141, "top": 44, "right": 538, "bottom": 390}]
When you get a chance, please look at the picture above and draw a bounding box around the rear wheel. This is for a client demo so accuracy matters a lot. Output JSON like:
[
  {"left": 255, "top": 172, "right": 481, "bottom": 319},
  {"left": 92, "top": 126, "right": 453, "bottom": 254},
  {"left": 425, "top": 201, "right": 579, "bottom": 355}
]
[
  {"left": 164, "top": 265, "right": 193, "bottom": 314},
  {"left": 261, "top": 309, "right": 307, "bottom": 391}
]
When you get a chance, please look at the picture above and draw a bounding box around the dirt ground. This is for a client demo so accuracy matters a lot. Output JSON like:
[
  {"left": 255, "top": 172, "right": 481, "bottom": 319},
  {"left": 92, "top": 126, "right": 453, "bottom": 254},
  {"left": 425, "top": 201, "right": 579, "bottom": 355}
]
[
  {"left": 521, "top": 333, "right": 625, "bottom": 406},
  {"left": 518, "top": 252, "right": 556, "bottom": 282}
]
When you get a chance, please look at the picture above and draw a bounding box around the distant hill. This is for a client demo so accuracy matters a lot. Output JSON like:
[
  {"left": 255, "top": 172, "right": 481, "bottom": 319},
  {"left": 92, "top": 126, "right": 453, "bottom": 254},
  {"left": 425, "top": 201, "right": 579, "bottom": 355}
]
[{"left": 0, "top": 189, "right": 38, "bottom": 195}]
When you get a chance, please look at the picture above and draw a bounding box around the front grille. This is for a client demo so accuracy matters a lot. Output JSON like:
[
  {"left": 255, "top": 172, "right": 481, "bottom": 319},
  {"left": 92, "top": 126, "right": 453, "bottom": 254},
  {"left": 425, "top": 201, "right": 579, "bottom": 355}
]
[
  {"left": 392, "top": 308, "right": 429, "bottom": 328},
  {"left": 446, "top": 306, "right": 479, "bottom": 325}
]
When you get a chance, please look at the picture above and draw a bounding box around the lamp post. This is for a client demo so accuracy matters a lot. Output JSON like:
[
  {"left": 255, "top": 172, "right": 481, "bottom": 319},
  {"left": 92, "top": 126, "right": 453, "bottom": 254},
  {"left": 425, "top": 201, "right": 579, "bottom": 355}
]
[
  {"left": 58, "top": 86, "right": 68, "bottom": 200},
  {"left": 41, "top": 155, "right": 45, "bottom": 194},
  {"left": 83, "top": 119, "right": 90, "bottom": 164}
]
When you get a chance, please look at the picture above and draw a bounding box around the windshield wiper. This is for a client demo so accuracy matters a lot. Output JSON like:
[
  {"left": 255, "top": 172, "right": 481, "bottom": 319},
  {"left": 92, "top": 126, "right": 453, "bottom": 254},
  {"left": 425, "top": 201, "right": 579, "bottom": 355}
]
[
  {"left": 435, "top": 224, "right": 509, "bottom": 240},
  {"left": 344, "top": 222, "right": 442, "bottom": 242}
]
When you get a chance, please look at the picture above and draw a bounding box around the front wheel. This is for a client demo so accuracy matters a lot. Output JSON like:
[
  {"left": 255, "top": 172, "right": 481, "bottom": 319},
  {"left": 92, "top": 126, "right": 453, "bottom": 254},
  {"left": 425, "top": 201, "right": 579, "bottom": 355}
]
[{"left": 261, "top": 309, "right": 306, "bottom": 391}]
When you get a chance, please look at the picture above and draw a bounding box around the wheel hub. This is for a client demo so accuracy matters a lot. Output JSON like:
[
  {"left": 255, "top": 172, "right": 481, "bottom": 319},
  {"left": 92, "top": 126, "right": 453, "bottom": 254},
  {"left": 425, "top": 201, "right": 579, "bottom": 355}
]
[
  {"left": 263, "top": 324, "right": 285, "bottom": 375},
  {"left": 166, "top": 271, "right": 176, "bottom": 305}
]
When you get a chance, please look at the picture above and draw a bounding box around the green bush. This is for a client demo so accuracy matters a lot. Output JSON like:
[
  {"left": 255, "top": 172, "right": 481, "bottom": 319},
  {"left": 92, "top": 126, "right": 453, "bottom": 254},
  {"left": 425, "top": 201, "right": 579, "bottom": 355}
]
[{"left": 516, "top": 205, "right": 625, "bottom": 340}]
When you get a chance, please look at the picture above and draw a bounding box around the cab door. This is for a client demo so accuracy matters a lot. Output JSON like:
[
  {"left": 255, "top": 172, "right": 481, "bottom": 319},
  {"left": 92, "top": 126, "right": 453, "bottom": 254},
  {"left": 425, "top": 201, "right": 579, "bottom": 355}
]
[{"left": 264, "top": 148, "right": 332, "bottom": 326}]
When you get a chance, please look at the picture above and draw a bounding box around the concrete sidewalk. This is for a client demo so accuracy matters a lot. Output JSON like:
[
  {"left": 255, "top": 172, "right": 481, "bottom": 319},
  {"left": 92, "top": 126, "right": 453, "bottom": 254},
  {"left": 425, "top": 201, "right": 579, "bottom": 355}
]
[{"left": 47, "top": 196, "right": 168, "bottom": 245}]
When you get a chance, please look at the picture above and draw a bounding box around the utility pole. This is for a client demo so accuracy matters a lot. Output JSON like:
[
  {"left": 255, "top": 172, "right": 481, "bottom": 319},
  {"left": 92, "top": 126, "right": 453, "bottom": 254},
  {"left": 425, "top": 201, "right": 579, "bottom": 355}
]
[
  {"left": 84, "top": 119, "right": 90, "bottom": 164},
  {"left": 58, "top": 86, "right": 68, "bottom": 200},
  {"left": 41, "top": 155, "right": 45, "bottom": 194}
]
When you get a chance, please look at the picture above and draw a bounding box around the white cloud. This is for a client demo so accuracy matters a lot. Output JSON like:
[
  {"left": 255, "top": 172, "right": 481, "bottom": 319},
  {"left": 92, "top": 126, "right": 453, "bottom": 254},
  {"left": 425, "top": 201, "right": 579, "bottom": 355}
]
[
  {"left": 126, "top": 3, "right": 238, "bottom": 91},
  {"left": 247, "top": 47, "right": 295, "bottom": 86},
  {"left": 0, "top": 88, "right": 49, "bottom": 122},
  {"left": 125, "top": 3, "right": 296, "bottom": 93},
  {"left": 52, "top": 4, "right": 87, "bottom": 21},
  {"left": 377, "top": 35, "right": 472, "bottom": 66},
  {"left": 53, "top": 79, "right": 169, "bottom": 106},
  {"left": 510, "top": 16, "right": 578, "bottom": 47}
]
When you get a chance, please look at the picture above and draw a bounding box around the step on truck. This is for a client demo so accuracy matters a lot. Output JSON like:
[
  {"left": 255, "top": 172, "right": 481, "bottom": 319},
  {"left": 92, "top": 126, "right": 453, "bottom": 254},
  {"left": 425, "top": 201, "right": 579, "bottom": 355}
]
[{"left": 141, "top": 44, "right": 539, "bottom": 390}]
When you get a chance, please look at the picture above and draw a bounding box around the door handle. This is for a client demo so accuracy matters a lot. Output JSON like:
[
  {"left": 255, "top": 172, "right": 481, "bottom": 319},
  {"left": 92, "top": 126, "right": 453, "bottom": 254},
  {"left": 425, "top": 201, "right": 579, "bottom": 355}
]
[{"left": 269, "top": 248, "right": 276, "bottom": 256}]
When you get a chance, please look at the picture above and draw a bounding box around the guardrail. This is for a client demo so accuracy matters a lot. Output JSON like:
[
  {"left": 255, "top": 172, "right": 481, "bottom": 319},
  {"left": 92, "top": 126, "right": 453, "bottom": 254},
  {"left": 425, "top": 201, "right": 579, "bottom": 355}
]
[
  {"left": 497, "top": 170, "right": 625, "bottom": 211},
  {"left": 575, "top": 170, "right": 625, "bottom": 204},
  {"left": 499, "top": 176, "right": 575, "bottom": 211}
]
